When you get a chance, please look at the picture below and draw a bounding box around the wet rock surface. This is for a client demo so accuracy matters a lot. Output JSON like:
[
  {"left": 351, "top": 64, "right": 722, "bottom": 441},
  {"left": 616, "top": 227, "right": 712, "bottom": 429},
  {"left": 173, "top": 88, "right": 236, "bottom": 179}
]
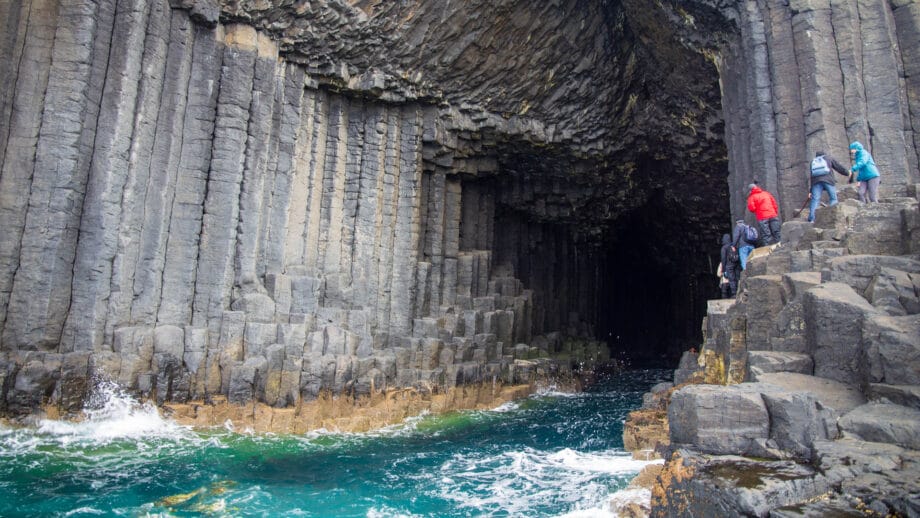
[{"left": 629, "top": 189, "right": 920, "bottom": 516}]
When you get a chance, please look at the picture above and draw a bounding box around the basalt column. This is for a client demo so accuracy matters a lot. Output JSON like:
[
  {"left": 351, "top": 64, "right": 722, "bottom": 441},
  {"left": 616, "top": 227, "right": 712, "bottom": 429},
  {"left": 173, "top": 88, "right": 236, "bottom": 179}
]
[
  {"left": 720, "top": 0, "right": 920, "bottom": 219},
  {"left": 0, "top": 1, "right": 613, "bottom": 415},
  {"left": 0, "top": 0, "right": 750, "bottom": 415}
]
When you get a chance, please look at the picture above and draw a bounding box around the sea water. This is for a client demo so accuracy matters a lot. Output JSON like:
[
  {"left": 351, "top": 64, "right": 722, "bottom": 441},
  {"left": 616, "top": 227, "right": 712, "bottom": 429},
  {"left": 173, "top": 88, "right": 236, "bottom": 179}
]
[{"left": 0, "top": 370, "right": 668, "bottom": 517}]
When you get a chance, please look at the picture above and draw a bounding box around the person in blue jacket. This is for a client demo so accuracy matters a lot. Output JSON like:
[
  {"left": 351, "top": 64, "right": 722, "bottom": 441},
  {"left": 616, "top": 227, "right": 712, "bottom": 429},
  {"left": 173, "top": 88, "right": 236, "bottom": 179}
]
[{"left": 848, "top": 141, "right": 881, "bottom": 203}]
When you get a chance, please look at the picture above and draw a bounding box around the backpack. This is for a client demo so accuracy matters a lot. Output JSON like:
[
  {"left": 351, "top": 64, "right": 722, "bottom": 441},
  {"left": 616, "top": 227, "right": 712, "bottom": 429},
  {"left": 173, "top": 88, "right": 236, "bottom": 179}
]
[
  {"left": 810, "top": 155, "right": 830, "bottom": 176},
  {"left": 728, "top": 247, "right": 740, "bottom": 264},
  {"left": 744, "top": 224, "right": 759, "bottom": 243}
]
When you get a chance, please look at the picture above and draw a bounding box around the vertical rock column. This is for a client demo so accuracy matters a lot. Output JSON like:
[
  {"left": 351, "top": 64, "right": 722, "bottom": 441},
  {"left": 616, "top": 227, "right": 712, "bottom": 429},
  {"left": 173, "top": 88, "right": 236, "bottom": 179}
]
[
  {"left": 388, "top": 106, "right": 424, "bottom": 336},
  {"left": 845, "top": 0, "right": 913, "bottom": 180},
  {"left": 155, "top": 21, "right": 224, "bottom": 327},
  {"left": 316, "top": 96, "right": 349, "bottom": 301},
  {"left": 0, "top": 0, "right": 60, "bottom": 343},
  {"left": 762, "top": 0, "right": 805, "bottom": 217},
  {"left": 892, "top": 1, "right": 920, "bottom": 171},
  {"left": 3, "top": 0, "right": 116, "bottom": 350},
  {"left": 373, "top": 109, "right": 403, "bottom": 331},
  {"left": 441, "top": 177, "right": 463, "bottom": 309},
  {"left": 62, "top": 0, "right": 151, "bottom": 352},
  {"left": 721, "top": 0, "right": 920, "bottom": 222},
  {"left": 793, "top": 2, "right": 848, "bottom": 189},
  {"left": 234, "top": 39, "right": 281, "bottom": 296},
  {"left": 278, "top": 72, "right": 312, "bottom": 276},
  {"left": 191, "top": 25, "right": 262, "bottom": 334},
  {"left": 351, "top": 104, "right": 387, "bottom": 313},
  {"left": 107, "top": 1, "right": 185, "bottom": 340},
  {"left": 420, "top": 170, "right": 447, "bottom": 314},
  {"left": 742, "top": 1, "right": 779, "bottom": 200}
]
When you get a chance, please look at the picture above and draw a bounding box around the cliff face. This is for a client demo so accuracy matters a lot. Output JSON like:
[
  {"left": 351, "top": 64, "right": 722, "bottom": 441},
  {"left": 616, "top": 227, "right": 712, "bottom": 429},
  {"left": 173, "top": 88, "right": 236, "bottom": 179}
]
[
  {"left": 718, "top": 0, "right": 920, "bottom": 217},
  {"left": 0, "top": 0, "right": 917, "bottom": 417},
  {"left": 629, "top": 188, "right": 920, "bottom": 517}
]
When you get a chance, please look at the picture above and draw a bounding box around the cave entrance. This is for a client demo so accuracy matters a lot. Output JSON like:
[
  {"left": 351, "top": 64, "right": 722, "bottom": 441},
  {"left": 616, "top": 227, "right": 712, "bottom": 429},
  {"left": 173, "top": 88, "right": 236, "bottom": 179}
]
[
  {"left": 458, "top": 152, "right": 724, "bottom": 370},
  {"left": 595, "top": 190, "right": 714, "bottom": 367}
]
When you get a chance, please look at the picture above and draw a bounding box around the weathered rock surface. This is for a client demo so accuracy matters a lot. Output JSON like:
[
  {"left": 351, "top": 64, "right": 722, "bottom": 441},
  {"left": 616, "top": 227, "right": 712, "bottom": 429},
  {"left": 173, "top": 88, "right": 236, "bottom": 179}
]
[
  {"left": 0, "top": 0, "right": 918, "bottom": 457},
  {"left": 633, "top": 174, "right": 920, "bottom": 515},
  {"left": 3, "top": 1, "right": 645, "bottom": 417},
  {"left": 651, "top": 450, "right": 831, "bottom": 518}
]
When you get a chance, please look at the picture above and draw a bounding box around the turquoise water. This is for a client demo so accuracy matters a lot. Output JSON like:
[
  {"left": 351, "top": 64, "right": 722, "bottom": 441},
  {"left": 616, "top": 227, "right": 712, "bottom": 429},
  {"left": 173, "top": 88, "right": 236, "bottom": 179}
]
[{"left": 0, "top": 370, "right": 668, "bottom": 517}]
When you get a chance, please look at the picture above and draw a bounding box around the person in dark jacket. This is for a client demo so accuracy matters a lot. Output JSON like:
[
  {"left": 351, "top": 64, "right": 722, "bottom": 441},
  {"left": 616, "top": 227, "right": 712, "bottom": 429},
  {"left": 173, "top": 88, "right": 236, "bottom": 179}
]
[
  {"left": 746, "top": 182, "right": 781, "bottom": 245},
  {"left": 807, "top": 150, "right": 852, "bottom": 222},
  {"left": 732, "top": 220, "right": 757, "bottom": 270},
  {"left": 719, "top": 233, "right": 739, "bottom": 297}
]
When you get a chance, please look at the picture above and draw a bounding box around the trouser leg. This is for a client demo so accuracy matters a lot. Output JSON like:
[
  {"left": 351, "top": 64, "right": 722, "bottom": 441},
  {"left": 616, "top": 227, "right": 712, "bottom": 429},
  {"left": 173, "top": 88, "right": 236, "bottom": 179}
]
[
  {"left": 827, "top": 183, "right": 838, "bottom": 206},
  {"left": 758, "top": 220, "right": 770, "bottom": 245},
  {"left": 769, "top": 218, "right": 782, "bottom": 243},
  {"left": 739, "top": 246, "right": 753, "bottom": 269},
  {"left": 867, "top": 177, "right": 880, "bottom": 202},
  {"left": 808, "top": 183, "right": 822, "bottom": 221}
]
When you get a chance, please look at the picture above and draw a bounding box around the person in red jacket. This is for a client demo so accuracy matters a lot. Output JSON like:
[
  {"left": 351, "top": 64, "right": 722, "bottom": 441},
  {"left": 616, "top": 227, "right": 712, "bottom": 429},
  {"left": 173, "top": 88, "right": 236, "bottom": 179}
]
[{"left": 746, "top": 182, "right": 781, "bottom": 245}]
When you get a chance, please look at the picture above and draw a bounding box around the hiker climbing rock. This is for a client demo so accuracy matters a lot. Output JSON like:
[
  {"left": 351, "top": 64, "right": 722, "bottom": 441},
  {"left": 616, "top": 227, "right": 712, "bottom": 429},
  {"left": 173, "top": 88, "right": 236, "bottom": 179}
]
[
  {"left": 746, "top": 182, "right": 781, "bottom": 245},
  {"left": 732, "top": 219, "right": 758, "bottom": 270},
  {"left": 718, "top": 233, "right": 739, "bottom": 298},
  {"left": 806, "top": 150, "right": 852, "bottom": 222},
  {"left": 849, "top": 141, "right": 881, "bottom": 203}
]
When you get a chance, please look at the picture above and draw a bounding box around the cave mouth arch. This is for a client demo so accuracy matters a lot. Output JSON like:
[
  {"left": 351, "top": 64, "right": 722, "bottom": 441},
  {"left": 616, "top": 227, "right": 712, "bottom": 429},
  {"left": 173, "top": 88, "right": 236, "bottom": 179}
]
[{"left": 454, "top": 143, "right": 729, "bottom": 370}]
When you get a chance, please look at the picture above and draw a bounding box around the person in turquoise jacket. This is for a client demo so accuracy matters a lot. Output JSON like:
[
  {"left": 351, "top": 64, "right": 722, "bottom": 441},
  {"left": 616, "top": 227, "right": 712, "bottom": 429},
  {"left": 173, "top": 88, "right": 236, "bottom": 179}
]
[{"left": 848, "top": 141, "right": 881, "bottom": 203}]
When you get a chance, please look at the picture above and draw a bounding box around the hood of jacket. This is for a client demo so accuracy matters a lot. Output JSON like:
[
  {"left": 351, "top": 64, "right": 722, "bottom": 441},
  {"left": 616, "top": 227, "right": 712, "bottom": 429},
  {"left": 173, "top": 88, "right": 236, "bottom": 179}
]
[
  {"left": 749, "top": 185, "right": 764, "bottom": 195},
  {"left": 849, "top": 141, "right": 864, "bottom": 151},
  {"left": 721, "top": 233, "right": 731, "bottom": 246}
]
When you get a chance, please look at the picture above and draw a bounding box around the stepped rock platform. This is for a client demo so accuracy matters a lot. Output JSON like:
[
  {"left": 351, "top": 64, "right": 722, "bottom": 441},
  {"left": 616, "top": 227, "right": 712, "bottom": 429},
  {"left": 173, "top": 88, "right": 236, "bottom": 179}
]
[{"left": 626, "top": 186, "right": 920, "bottom": 517}]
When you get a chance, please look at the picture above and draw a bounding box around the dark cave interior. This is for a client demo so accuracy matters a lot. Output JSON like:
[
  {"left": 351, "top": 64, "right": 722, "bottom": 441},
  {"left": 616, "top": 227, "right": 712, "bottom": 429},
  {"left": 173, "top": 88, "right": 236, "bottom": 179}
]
[
  {"left": 461, "top": 151, "right": 726, "bottom": 370},
  {"left": 596, "top": 190, "right": 717, "bottom": 367}
]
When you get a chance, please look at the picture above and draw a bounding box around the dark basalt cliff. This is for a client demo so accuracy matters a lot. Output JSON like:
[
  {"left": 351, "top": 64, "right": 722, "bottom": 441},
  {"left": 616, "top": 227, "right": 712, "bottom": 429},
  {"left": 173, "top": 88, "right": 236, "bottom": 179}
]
[{"left": 0, "top": 0, "right": 917, "bottom": 438}]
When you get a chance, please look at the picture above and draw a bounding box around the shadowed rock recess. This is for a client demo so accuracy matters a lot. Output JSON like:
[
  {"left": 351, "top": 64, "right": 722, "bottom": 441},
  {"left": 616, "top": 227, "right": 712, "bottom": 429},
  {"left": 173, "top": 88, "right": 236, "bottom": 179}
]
[
  {"left": 618, "top": 1, "right": 920, "bottom": 513},
  {"left": 0, "top": 0, "right": 918, "bottom": 433}
]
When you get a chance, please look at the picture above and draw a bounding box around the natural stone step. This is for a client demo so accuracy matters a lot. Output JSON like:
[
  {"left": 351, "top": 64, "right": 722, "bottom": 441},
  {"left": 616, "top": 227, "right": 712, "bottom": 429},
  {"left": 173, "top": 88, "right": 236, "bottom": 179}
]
[
  {"left": 755, "top": 372, "right": 866, "bottom": 415},
  {"left": 746, "top": 351, "right": 813, "bottom": 380},
  {"left": 868, "top": 384, "right": 920, "bottom": 410},
  {"left": 864, "top": 315, "right": 920, "bottom": 386},
  {"left": 839, "top": 402, "right": 920, "bottom": 450},
  {"left": 803, "top": 282, "right": 880, "bottom": 386},
  {"left": 811, "top": 438, "right": 918, "bottom": 518},
  {"left": 650, "top": 451, "right": 831, "bottom": 517}
]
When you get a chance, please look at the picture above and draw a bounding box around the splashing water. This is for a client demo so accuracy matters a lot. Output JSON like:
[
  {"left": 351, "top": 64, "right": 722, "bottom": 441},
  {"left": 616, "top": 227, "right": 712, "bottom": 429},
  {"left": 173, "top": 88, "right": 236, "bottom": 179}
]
[
  {"left": 0, "top": 369, "right": 669, "bottom": 517},
  {"left": 30, "top": 379, "right": 190, "bottom": 446}
]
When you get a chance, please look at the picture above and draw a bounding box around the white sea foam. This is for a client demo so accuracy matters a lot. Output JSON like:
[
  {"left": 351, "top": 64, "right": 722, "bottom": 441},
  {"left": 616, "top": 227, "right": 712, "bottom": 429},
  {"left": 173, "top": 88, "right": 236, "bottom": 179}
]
[
  {"left": 367, "top": 507, "right": 424, "bottom": 518},
  {"left": 434, "top": 446, "right": 661, "bottom": 516},
  {"left": 490, "top": 400, "right": 520, "bottom": 413},
  {"left": 547, "top": 448, "right": 663, "bottom": 474},
  {"left": 62, "top": 507, "right": 105, "bottom": 516},
  {"left": 608, "top": 486, "right": 653, "bottom": 511},
  {"left": 557, "top": 508, "right": 616, "bottom": 518},
  {"left": 16, "top": 379, "right": 192, "bottom": 447},
  {"left": 535, "top": 385, "right": 579, "bottom": 398}
]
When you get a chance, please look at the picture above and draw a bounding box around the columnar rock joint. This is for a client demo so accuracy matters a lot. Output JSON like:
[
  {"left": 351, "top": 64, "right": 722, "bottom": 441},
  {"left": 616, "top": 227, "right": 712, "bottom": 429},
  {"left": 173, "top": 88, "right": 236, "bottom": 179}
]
[{"left": 0, "top": 0, "right": 628, "bottom": 415}]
